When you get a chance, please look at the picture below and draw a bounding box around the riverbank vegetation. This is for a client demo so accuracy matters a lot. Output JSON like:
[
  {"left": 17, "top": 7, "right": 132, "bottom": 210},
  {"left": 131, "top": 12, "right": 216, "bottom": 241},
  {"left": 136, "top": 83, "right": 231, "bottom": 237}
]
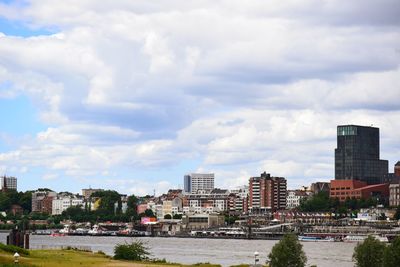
[
  {"left": 298, "top": 191, "right": 389, "bottom": 217},
  {"left": 0, "top": 244, "right": 228, "bottom": 267},
  {"left": 353, "top": 235, "right": 400, "bottom": 267}
]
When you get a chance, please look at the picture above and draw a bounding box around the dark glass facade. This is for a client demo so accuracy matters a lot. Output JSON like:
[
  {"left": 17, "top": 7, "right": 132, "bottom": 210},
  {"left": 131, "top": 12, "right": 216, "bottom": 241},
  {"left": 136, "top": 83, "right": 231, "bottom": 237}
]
[{"left": 335, "top": 125, "right": 388, "bottom": 184}]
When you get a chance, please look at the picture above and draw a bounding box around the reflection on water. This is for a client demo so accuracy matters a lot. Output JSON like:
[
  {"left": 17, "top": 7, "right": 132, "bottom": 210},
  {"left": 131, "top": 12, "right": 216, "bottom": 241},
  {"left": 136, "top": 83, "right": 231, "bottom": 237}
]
[{"left": 0, "top": 233, "right": 356, "bottom": 267}]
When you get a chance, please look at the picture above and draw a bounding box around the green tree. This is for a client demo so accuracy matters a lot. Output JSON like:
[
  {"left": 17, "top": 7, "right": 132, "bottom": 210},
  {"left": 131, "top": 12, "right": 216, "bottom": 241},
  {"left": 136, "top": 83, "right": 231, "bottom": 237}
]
[
  {"left": 0, "top": 193, "right": 11, "bottom": 211},
  {"left": 383, "top": 235, "right": 400, "bottom": 267},
  {"left": 299, "top": 192, "right": 330, "bottom": 212},
  {"left": 18, "top": 191, "right": 32, "bottom": 212},
  {"left": 173, "top": 214, "right": 182, "bottom": 219},
  {"left": 144, "top": 209, "right": 155, "bottom": 217},
  {"left": 164, "top": 214, "right": 172, "bottom": 219},
  {"left": 352, "top": 235, "right": 385, "bottom": 267},
  {"left": 394, "top": 205, "right": 400, "bottom": 220},
  {"left": 114, "top": 240, "right": 150, "bottom": 261},
  {"left": 268, "top": 234, "right": 307, "bottom": 267},
  {"left": 126, "top": 195, "right": 139, "bottom": 219},
  {"left": 92, "top": 190, "right": 121, "bottom": 213}
]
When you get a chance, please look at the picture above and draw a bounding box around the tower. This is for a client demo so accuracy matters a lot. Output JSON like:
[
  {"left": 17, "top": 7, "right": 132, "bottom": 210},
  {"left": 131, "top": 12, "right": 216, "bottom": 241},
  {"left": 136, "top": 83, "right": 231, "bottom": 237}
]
[{"left": 334, "top": 125, "right": 388, "bottom": 184}]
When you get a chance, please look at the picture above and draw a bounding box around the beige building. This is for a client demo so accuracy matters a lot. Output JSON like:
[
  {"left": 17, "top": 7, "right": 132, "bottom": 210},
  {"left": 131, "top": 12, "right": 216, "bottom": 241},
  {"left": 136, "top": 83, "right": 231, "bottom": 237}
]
[
  {"left": 82, "top": 188, "right": 103, "bottom": 199},
  {"left": 389, "top": 183, "right": 400, "bottom": 207},
  {"left": 182, "top": 213, "right": 225, "bottom": 230}
]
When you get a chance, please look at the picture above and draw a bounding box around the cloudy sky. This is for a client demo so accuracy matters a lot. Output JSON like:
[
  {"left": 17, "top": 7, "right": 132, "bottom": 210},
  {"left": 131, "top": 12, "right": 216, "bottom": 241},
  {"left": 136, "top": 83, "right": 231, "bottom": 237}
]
[{"left": 0, "top": 0, "right": 399, "bottom": 195}]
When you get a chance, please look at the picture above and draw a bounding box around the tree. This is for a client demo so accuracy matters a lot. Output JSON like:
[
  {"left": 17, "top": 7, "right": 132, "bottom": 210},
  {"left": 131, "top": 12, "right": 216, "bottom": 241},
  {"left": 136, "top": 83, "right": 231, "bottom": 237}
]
[
  {"left": 268, "top": 234, "right": 307, "bottom": 267},
  {"left": 164, "top": 214, "right": 172, "bottom": 219},
  {"left": 144, "top": 209, "right": 155, "bottom": 217},
  {"left": 394, "top": 205, "right": 400, "bottom": 220},
  {"left": 299, "top": 192, "right": 330, "bottom": 212},
  {"left": 91, "top": 190, "right": 121, "bottom": 213},
  {"left": 114, "top": 240, "right": 150, "bottom": 261},
  {"left": 173, "top": 214, "right": 182, "bottom": 219},
  {"left": 383, "top": 235, "right": 400, "bottom": 267},
  {"left": 126, "top": 195, "right": 139, "bottom": 219},
  {"left": 352, "top": 235, "right": 385, "bottom": 267}
]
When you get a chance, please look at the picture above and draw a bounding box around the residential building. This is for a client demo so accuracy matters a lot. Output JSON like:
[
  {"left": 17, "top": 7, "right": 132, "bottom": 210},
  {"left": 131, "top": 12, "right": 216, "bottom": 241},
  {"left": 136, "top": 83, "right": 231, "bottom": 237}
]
[
  {"left": 248, "top": 172, "right": 287, "bottom": 212},
  {"left": 310, "top": 182, "right": 330, "bottom": 195},
  {"left": 229, "top": 186, "right": 249, "bottom": 214},
  {"left": 10, "top": 204, "right": 23, "bottom": 216},
  {"left": 137, "top": 203, "right": 149, "bottom": 214},
  {"left": 286, "top": 190, "right": 308, "bottom": 209},
  {"left": 182, "top": 213, "right": 225, "bottom": 230},
  {"left": 31, "top": 190, "right": 57, "bottom": 213},
  {"left": 335, "top": 125, "right": 388, "bottom": 184},
  {"left": 52, "top": 194, "right": 85, "bottom": 215},
  {"left": 330, "top": 180, "right": 389, "bottom": 202},
  {"left": 81, "top": 188, "right": 103, "bottom": 199},
  {"left": 184, "top": 173, "right": 214, "bottom": 194},
  {"left": 389, "top": 183, "right": 400, "bottom": 207},
  {"left": 1, "top": 176, "right": 17, "bottom": 191},
  {"left": 183, "top": 189, "right": 230, "bottom": 213}
]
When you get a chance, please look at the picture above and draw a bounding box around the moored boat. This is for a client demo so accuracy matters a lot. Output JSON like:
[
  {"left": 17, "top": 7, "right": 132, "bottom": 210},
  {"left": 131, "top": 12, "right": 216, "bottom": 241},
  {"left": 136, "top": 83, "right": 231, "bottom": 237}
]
[
  {"left": 343, "top": 235, "right": 388, "bottom": 243},
  {"left": 298, "top": 235, "right": 335, "bottom": 242}
]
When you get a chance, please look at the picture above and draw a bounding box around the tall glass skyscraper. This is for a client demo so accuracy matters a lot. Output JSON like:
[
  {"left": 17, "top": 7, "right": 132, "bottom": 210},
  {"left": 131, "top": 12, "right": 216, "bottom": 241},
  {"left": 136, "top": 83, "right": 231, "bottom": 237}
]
[{"left": 335, "top": 125, "right": 388, "bottom": 184}]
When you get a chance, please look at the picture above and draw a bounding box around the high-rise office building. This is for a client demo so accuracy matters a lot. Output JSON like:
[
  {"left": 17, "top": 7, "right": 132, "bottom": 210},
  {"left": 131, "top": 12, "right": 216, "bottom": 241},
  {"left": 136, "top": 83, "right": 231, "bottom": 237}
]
[
  {"left": 335, "top": 125, "right": 388, "bottom": 184},
  {"left": 248, "top": 172, "right": 287, "bottom": 212},
  {"left": 1, "top": 176, "right": 17, "bottom": 191},
  {"left": 183, "top": 173, "right": 215, "bottom": 194}
]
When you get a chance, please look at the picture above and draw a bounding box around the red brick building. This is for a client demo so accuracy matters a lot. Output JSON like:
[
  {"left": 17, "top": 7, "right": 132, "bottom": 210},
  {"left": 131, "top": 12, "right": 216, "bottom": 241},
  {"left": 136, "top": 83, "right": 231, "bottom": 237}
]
[
  {"left": 330, "top": 180, "right": 389, "bottom": 202},
  {"left": 395, "top": 161, "right": 400, "bottom": 177},
  {"left": 249, "top": 172, "right": 287, "bottom": 212}
]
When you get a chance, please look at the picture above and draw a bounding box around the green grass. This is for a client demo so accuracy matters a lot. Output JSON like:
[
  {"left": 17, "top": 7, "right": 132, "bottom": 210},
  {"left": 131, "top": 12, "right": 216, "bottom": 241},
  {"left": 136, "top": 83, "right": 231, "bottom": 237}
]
[
  {"left": 0, "top": 249, "right": 225, "bottom": 267},
  {"left": 0, "top": 243, "right": 30, "bottom": 255}
]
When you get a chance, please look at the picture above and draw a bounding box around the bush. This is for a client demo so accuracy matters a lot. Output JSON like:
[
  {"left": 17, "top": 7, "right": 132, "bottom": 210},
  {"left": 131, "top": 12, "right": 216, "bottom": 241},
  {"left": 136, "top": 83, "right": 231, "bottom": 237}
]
[
  {"left": 352, "top": 235, "right": 385, "bottom": 267},
  {"left": 113, "top": 240, "right": 150, "bottom": 261},
  {"left": 0, "top": 243, "right": 30, "bottom": 255},
  {"left": 268, "top": 234, "right": 307, "bottom": 267}
]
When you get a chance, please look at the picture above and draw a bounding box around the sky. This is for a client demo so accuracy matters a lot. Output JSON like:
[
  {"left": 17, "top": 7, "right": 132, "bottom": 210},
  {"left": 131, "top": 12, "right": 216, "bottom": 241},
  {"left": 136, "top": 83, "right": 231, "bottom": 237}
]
[{"left": 0, "top": 0, "right": 399, "bottom": 195}]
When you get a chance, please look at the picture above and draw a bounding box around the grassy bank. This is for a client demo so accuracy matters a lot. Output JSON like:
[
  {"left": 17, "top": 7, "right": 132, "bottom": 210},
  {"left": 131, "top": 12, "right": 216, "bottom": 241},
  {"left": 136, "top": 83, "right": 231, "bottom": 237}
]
[{"left": 0, "top": 247, "right": 228, "bottom": 267}]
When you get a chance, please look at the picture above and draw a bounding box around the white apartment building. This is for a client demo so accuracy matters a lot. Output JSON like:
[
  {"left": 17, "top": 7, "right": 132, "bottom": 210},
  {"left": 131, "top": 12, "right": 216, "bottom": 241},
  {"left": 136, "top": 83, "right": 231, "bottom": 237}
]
[
  {"left": 286, "top": 190, "right": 308, "bottom": 209},
  {"left": 184, "top": 173, "right": 215, "bottom": 194},
  {"left": 52, "top": 195, "right": 84, "bottom": 215}
]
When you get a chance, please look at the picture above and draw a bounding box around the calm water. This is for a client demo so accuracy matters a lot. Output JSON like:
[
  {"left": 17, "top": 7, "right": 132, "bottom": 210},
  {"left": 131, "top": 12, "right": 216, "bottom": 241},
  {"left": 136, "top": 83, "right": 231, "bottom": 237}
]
[{"left": 0, "top": 233, "right": 356, "bottom": 267}]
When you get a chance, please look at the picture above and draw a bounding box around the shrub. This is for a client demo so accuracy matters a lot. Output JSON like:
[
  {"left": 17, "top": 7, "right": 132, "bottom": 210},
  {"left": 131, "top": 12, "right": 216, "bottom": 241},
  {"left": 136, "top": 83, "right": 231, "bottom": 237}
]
[
  {"left": 113, "top": 239, "right": 150, "bottom": 261},
  {"left": 0, "top": 243, "right": 30, "bottom": 256}
]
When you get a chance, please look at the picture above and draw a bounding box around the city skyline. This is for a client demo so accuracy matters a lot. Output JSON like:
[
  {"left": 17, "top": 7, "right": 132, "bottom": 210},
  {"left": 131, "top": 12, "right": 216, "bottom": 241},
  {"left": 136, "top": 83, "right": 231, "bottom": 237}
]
[{"left": 0, "top": 1, "right": 399, "bottom": 195}]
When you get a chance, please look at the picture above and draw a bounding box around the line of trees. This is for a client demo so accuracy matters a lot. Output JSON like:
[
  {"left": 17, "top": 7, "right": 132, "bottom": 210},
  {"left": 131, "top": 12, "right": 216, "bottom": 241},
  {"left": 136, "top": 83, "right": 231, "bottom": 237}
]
[
  {"left": 299, "top": 191, "right": 384, "bottom": 214},
  {"left": 0, "top": 189, "right": 157, "bottom": 226}
]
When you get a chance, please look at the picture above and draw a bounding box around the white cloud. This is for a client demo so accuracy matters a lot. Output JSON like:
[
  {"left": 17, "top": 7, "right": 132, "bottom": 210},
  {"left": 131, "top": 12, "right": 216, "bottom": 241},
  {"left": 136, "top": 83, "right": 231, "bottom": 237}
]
[{"left": 0, "top": 1, "right": 399, "bottom": 194}]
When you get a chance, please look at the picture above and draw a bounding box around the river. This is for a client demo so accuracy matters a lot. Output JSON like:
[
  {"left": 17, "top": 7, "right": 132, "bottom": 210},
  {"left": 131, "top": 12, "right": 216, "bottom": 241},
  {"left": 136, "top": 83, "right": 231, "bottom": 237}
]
[{"left": 0, "top": 233, "right": 356, "bottom": 267}]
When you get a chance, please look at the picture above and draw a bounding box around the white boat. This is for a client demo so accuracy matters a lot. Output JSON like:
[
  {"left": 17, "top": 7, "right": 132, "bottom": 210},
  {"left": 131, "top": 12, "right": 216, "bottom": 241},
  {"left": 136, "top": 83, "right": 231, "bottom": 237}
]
[
  {"left": 59, "top": 225, "right": 71, "bottom": 234},
  {"left": 88, "top": 224, "right": 103, "bottom": 235},
  {"left": 298, "top": 236, "right": 335, "bottom": 242},
  {"left": 343, "top": 235, "right": 388, "bottom": 243}
]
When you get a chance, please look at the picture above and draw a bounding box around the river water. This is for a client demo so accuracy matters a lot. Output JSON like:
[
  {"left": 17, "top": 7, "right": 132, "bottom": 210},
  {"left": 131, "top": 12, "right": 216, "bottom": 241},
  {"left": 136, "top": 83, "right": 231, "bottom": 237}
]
[{"left": 0, "top": 233, "right": 356, "bottom": 267}]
